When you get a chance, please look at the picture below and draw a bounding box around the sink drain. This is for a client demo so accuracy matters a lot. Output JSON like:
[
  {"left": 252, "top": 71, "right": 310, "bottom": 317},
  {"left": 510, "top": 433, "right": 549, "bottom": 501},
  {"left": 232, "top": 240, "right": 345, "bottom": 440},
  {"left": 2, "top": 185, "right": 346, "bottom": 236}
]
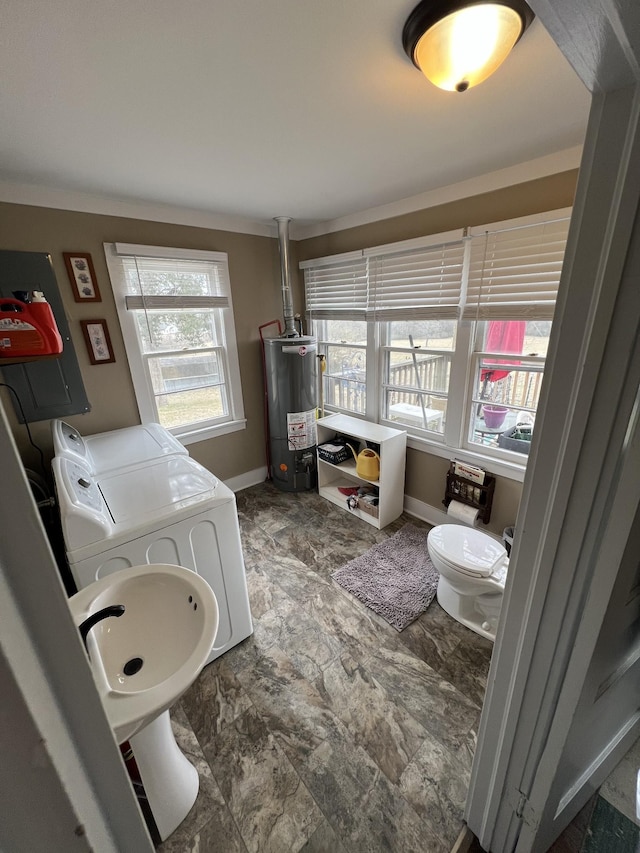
[{"left": 123, "top": 657, "right": 143, "bottom": 676}]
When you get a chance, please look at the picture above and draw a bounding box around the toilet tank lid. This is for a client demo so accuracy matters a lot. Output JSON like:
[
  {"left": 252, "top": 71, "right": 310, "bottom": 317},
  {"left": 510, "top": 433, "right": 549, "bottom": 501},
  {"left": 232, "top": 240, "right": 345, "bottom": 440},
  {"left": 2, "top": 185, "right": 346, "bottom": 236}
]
[{"left": 429, "top": 524, "right": 506, "bottom": 576}]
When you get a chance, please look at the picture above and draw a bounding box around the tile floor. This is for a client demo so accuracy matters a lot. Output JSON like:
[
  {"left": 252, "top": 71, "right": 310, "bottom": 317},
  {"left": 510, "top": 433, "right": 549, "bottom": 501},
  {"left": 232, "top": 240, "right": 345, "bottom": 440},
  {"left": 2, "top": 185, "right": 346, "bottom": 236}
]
[{"left": 158, "top": 482, "right": 493, "bottom": 852}]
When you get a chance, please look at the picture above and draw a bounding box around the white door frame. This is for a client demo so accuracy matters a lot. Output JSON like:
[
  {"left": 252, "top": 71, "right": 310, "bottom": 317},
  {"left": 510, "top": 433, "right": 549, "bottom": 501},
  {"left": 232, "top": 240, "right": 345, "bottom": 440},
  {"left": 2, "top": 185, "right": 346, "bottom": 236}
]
[
  {"left": 466, "top": 2, "right": 640, "bottom": 849},
  {"left": 0, "top": 404, "right": 153, "bottom": 852}
]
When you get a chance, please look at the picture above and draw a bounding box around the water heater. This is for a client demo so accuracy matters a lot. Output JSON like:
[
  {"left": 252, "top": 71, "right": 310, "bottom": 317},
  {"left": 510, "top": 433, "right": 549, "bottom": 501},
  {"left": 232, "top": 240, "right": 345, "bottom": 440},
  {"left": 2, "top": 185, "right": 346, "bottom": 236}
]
[
  {"left": 264, "top": 336, "right": 318, "bottom": 492},
  {"left": 263, "top": 217, "right": 318, "bottom": 492}
]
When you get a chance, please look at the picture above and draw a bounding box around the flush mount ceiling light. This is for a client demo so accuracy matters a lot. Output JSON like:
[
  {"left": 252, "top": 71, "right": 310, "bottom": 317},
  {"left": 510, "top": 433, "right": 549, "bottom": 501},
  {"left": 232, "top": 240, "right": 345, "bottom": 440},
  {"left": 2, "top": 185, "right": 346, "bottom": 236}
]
[{"left": 402, "top": 0, "right": 534, "bottom": 93}]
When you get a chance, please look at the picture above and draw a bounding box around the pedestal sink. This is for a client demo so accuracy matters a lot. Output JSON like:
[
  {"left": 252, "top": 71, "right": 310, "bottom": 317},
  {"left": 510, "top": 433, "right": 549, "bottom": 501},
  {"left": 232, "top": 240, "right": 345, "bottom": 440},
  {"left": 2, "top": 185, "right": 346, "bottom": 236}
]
[{"left": 69, "top": 563, "right": 219, "bottom": 841}]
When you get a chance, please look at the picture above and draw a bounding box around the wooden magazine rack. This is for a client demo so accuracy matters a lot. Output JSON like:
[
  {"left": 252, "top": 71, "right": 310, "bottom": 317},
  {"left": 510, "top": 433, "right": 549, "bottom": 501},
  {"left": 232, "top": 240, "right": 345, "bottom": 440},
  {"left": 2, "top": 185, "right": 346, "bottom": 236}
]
[{"left": 443, "top": 461, "right": 495, "bottom": 524}]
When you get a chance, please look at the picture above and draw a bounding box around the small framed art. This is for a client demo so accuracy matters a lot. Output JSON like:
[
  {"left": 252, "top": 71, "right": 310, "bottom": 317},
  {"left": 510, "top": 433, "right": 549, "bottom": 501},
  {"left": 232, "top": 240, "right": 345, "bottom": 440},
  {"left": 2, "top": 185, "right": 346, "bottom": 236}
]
[
  {"left": 63, "top": 252, "right": 101, "bottom": 302},
  {"left": 80, "top": 319, "right": 115, "bottom": 365}
]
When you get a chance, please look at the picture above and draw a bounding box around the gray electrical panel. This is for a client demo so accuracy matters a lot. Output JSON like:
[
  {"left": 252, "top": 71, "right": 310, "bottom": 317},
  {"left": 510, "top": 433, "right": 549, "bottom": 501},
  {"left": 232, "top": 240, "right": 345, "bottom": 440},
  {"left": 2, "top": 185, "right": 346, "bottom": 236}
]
[{"left": 0, "top": 250, "right": 90, "bottom": 422}]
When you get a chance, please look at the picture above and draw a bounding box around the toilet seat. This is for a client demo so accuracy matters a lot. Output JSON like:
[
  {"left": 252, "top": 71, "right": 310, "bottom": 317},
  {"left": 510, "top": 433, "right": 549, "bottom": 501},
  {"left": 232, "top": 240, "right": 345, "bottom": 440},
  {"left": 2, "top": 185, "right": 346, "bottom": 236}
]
[
  {"left": 434, "top": 552, "right": 494, "bottom": 579},
  {"left": 428, "top": 524, "right": 506, "bottom": 577}
]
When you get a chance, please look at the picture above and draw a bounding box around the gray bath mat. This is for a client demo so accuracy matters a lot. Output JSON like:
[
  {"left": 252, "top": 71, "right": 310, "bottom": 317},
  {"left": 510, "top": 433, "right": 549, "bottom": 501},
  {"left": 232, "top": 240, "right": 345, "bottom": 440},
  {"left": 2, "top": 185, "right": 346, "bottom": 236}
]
[{"left": 332, "top": 523, "right": 439, "bottom": 631}]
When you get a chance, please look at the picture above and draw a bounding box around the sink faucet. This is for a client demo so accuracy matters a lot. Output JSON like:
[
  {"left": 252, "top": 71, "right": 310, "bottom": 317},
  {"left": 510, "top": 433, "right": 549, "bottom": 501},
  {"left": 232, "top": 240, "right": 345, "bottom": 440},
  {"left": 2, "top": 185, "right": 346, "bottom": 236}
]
[{"left": 79, "top": 605, "right": 125, "bottom": 651}]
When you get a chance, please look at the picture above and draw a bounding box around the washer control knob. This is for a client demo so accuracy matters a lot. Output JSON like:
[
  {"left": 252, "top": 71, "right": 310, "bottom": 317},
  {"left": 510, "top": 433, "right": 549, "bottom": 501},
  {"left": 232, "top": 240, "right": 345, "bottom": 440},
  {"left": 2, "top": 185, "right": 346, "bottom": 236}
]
[{"left": 77, "top": 477, "right": 91, "bottom": 488}]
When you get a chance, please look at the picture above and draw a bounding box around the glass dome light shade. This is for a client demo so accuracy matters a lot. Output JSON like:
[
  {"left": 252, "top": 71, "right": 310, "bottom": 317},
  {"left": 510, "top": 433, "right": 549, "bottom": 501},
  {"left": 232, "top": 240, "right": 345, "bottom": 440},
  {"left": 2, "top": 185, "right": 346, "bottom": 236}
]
[{"left": 413, "top": 4, "right": 525, "bottom": 92}]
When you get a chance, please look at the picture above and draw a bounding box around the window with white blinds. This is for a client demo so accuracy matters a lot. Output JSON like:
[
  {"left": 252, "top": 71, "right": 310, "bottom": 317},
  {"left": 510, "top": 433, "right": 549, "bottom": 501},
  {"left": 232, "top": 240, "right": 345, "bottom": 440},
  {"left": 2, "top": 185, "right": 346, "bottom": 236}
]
[
  {"left": 301, "top": 252, "right": 368, "bottom": 319},
  {"left": 104, "top": 242, "right": 245, "bottom": 444},
  {"left": 366, "top": 230, "right": 466, "bottom": 320},
  {"left": 301, "top": 208, "right": 572, "bottom": 468},
  {"left": 302, "top": 213, "right": 571, "bottom": 321},
  {"left": 463, "top": 213, "right": 571, "bottom": 320},
  {"left": 302, "top": 230, "right": 466, "bottom": 320}
]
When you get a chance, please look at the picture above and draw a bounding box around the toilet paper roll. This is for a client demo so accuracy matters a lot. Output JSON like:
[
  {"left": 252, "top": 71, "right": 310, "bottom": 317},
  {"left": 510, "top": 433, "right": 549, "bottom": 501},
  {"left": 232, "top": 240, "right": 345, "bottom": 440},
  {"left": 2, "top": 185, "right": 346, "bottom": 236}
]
[{"left": 447, "top": 500, "right": 480, "bottom": 526}]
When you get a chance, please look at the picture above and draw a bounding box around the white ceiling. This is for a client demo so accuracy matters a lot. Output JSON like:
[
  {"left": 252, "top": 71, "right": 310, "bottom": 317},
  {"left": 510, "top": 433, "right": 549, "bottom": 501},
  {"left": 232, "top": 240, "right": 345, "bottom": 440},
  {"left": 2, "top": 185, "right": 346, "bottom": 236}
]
[{"left": 0, "top": 1, "right": 590, "bottom": 233}]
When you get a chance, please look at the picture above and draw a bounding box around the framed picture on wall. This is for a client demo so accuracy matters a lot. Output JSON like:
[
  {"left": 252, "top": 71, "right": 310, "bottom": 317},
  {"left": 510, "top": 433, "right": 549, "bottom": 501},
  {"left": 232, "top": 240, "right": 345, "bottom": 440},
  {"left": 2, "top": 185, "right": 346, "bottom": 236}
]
[
  {"left": 63, "top": 252, "right": 101, "bottom": 302},
  {"left": 80, "top": 319, "right": 115, "bottom": 365}
]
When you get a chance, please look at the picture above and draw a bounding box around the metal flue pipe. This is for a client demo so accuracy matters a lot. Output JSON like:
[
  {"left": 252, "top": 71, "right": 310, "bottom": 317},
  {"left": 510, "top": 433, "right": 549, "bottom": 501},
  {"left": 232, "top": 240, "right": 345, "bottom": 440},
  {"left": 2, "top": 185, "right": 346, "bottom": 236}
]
[{"left": 274, "top": 216, "right": 299, "bottom": 337}]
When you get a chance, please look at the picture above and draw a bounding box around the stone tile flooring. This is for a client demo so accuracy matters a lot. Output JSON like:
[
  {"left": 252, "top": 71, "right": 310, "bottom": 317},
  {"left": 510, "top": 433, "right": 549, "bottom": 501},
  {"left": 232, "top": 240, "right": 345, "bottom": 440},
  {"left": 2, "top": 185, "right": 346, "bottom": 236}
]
[{"left": 158, "top": 482, "right": 493, "bottom": 852}]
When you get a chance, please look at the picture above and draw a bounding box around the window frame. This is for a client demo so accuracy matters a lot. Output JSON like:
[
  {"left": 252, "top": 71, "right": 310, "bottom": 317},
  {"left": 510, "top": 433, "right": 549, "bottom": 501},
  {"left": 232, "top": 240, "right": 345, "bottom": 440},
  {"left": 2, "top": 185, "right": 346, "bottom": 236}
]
[
  {"left": 302, "top": 209, "right": 571, "bottom": 482},
  {"left": 380, "top": 334, "right": 455, "bottom": 437},
  {"left": 378, "top": 317, "right": 476, "bottom": 455},
  {"left": 104, "top": 242, "right": 246, "bottom": 446},
  {"left": 315, "top": 319, "right": 368, "bottom": 417},
  {"left": 464, "top": 346, "right": 547, "bottom": 465}
]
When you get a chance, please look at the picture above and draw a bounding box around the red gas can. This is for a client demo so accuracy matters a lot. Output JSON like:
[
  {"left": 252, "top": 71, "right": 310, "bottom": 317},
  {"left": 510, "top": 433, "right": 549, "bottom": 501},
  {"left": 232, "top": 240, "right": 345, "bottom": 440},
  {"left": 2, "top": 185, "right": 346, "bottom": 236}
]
[{"left": 0, "top": 293, "right": 63, "bottom": 357}]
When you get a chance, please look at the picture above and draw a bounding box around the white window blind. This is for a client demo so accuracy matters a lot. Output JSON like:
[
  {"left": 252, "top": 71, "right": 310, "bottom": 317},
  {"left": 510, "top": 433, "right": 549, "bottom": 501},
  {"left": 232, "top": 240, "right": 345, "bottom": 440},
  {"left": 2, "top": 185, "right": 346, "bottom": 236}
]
[
  {"left": 301, "top": 213, "right": 570, "bottom": 321},
  {"left": 302, "top": 230, "right": 466, "bottom": 321},
  {"left": 302, "top": 252, "right": 368, "bottom": 319},
  {"left": 105, "top": 241, "right": 245, "bottom": 443},
  {"left": 463, "top": 213, "right": 571, "bottom": 320},
  {"left": 366, "top": 232, "right": 466, "bottom": 320},
  {"left": 125, "top": 295, "right": 229, "bottom": 310},
  {"left": 111, "top": 252, "right": 231, "bottom": 311}
]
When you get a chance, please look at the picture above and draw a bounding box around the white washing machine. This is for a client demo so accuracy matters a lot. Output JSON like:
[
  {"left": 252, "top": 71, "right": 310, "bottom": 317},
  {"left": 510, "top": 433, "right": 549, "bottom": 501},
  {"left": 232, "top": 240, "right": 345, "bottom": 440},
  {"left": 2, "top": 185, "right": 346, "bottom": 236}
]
[
  {"left": 52, "top": 419, "right": 188, "bottom": 474},
  {"left": 52, "top": 453, "right": 253, "bottom": 664}
]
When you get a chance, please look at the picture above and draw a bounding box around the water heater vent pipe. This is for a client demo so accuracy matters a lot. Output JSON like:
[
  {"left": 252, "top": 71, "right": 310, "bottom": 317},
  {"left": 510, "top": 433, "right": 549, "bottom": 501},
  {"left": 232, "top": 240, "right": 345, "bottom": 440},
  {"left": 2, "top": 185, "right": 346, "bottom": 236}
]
[{"left": 274, "top": 216, "right": 299, "bottom": 338}]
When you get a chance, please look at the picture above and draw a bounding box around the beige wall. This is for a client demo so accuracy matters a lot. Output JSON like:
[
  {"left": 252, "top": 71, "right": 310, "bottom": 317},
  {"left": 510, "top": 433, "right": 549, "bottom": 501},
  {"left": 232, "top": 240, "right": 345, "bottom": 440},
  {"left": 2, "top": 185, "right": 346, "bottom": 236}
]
[
  {"left": 0, "top": 202, "right": 283, "bottom": 481},
  {"left": 296, "top": 171, "right": 578, "bottom": 260},
  {"left": 0, "top": 168, "right": 578, "bottom": 532},
  {"left": 405, "top": 450, "right": 523, "bottom": 536},
  {"left": 297, "top": 169, "right": 579, "bottom": 535}
]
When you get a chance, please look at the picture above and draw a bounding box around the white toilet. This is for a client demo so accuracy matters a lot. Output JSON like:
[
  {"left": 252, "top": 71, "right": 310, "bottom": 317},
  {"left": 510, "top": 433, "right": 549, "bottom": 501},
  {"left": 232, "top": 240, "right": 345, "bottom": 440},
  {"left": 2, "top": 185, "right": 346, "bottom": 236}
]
[{"left": 427, "top": 524, "right": 509, "bottom": 641}]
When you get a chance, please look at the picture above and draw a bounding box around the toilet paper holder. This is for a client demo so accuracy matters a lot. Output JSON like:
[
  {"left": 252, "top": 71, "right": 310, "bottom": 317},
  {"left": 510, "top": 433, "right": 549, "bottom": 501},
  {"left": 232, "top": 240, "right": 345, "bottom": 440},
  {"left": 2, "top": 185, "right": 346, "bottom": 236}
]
[{"left": 443, "top": 461, "right": 495, "bottom": 524}]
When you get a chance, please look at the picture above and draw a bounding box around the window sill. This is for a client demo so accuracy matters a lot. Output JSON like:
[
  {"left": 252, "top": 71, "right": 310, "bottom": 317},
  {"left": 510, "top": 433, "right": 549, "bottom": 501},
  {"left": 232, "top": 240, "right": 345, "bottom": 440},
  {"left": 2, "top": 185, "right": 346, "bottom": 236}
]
[
  {"left": 404, "top": 432, "right": 527, "bottom": 483},
  {"left": 173, "top": 418, "right": 247, "bottom": 447}
]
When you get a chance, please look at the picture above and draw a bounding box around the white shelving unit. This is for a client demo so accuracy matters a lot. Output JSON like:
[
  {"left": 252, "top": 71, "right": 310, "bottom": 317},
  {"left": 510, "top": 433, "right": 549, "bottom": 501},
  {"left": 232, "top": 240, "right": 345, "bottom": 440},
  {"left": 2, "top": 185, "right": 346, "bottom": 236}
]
[{"left": 316, "top": 413, "right": 407, "bottom": 529}]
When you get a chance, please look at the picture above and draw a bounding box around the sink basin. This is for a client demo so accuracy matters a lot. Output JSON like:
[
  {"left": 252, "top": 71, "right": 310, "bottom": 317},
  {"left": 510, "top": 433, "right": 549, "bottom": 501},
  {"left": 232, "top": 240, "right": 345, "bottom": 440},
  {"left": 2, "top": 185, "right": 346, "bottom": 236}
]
[{"left": 69, "top": 563, "right": 219, "bottom": 743}]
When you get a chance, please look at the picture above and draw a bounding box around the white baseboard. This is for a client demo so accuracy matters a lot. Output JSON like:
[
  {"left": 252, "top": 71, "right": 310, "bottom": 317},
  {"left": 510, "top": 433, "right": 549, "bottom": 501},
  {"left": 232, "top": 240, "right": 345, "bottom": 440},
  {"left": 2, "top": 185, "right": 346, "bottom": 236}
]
[
  {"left": 227, "top": 479, "right": 458, "bottom": 527},
  {"left": 225, "top": 467, "right": 269, "bottom": 493},
  {"left": 403, "top": 495, "right": 451, "bottom": 527},
  {"left": 226, "top": 476, "right": 491, "bottom": 537},
  {"left": 403, "top": 494, "right": 504, "bottom": 541}
]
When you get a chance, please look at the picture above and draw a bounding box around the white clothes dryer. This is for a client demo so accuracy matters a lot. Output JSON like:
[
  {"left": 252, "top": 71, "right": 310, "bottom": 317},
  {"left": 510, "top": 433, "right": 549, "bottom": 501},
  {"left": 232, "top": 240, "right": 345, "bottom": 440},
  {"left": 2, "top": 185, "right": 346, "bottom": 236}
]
[
  {"left": 52, "top": 419, "right": 188, "bottom": 474},
  {"left": 52, "top": 453, "right": 252, "bottom": 664}
]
